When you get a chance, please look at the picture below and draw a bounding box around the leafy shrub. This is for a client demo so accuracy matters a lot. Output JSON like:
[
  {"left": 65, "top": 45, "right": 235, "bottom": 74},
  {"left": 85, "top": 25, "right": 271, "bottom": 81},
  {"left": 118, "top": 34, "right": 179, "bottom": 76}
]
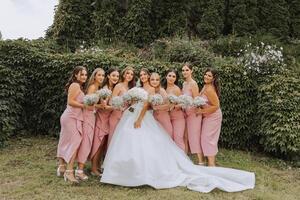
[
  {"left": 258, "top": 70, "right": 300, "bottom": 160},
  {"left": 0, "top": 65, "right": 26, "bottom": 147}
]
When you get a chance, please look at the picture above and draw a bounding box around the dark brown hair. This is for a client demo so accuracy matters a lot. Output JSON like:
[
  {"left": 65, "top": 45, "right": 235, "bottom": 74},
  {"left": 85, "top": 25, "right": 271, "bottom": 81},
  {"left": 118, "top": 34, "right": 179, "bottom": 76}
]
[
  {"left": 120, "top": 66, "right": 136, "bottom": 89},
  {"left": 102, "top": 67, "right": 119, "bottom": 90},
  {"left": 205, "top": 68, "right": 221, "bottom": 98},
  {"left": 65, "top": 66, "right": 87, "bottom": 93},
  {"left": 162, "top": 68, "right": 180, "bottom": 89},
  {"left": 139, "top": 68, "right": 151, "bottom": 87}
]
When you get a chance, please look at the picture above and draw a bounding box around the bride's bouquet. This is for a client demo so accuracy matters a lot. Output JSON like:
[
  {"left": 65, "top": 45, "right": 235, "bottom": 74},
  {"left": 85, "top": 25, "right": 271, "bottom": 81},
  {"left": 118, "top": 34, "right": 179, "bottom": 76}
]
[
  {"left": 111, "top": 96, "right": 124, "bottom": 110},
  {"left": 126, "top": 87, "right": 148, "bottom": 102},
  {"left": 149, "top": 94, "right": 164, "bottom": 106},
  {"left": 96, "top": 88, "right": 112, "bottom": 100},
  {"left": 83, "top": 94, "right": 99, "bottom": 106},
  {"left": 168, "top": 94, "right": 179, "bottom": 104},
  {"left": 193, "top": 96, "right": 207, "bottom": 108},
  {"left": 122, "top": 93, "right": 132, "bottom": 104},
  {"left": 178, "top": 95, "right": 193, "bottom": 109}
]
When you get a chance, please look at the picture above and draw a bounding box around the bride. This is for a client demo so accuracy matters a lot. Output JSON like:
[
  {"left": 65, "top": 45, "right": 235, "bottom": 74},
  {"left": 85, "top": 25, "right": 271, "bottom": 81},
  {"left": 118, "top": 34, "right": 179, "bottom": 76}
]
[{"left": 100, "top": 68, "right": 255, "bottom": 193}]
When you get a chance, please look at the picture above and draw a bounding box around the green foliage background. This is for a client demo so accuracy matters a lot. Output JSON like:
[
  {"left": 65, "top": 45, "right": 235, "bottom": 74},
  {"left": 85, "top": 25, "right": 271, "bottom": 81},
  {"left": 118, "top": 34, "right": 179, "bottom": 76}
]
[{"left": 46, "top": 0, "right": 300, "bottom": 50}]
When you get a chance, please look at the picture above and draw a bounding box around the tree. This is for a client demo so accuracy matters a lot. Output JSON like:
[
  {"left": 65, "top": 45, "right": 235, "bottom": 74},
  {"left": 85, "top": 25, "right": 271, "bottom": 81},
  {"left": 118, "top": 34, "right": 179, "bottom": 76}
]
[
  {"left": 0, "top": 31, "right": 2, "bottom": 40},
  {"left": 258, "top": 0, "right": 289, "bottom": 37},
  {"left": 227, "top": 0, "right": 258, "bottom": 36},
  {"left": 93, "top": 0, "right": 125, "bottom": 43},
  {"left": 46, "top": 0, "right": 94, "bottom": 51},
  {"left": 196, "top": 0, "right": 225, "bottom": 39},
  {"left": 151, "top": 0, "right": 185, "bottom": 39},
  {"left": 287, "top": 0, "right": 300, "bottom": 38},
  {"left": 121, "top": 0, "right": 153, "bottom": 47}
]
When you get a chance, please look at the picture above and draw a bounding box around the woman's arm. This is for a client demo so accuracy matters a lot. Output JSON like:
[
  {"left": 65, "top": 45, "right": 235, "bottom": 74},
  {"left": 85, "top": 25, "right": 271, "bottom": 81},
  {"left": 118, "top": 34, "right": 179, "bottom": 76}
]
[
  {"left": 134, "top": 101, "right": 149, "bottom": 128},
  {"left": 197, "top": 87, "right": 220, "bottom": 114},
  {"left": 134, "top": 87, "right": 155, "bottom": 128},
  {"left": 173, "top": 86, "right": 183, "bottom": 110},
  {"left": 67, "top": 83, "right": 85, "bottom": 108},
  {"left": 191, "top": 81, "right": 199, "bottom": 98}
]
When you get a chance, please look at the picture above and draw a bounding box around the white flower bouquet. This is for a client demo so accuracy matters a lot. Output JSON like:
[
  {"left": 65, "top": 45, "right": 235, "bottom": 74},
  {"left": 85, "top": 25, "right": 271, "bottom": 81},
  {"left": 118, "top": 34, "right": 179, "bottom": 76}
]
[
  {"left": 111, "top": 96, "right": 124, "bottom": 110},
  {"left": 178, "top": 95, "right": 193, "bottom": 109},
  {"left": 126, "top": 87, "right": 148, "bottom": 102},
  {"left": 193, "top": 96, "right": 207, "bottom": 108},
  {"left": 149, "top": 94, "right": 164, "bottom": 106},
  {"left": 96, "top": 88, "right": 112, "bottom": 100},
  {"left": 168, "top": 94, "right": 179, "bottom": 104},
  {"left": 83, "top": 94, "right": 99, "bottom": 106}
]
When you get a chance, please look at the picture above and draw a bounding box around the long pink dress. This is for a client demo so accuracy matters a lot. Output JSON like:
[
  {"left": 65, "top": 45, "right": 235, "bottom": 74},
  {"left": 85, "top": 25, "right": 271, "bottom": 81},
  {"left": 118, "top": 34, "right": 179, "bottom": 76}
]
[
  {"left": 153, "top": 90, "right": 173, "bottom": 137},
  {"left": 170, "top": 108, "right": 186, "bottom": 151},
  {"left": 77, "top": 108, "right": 95, "bottom": 163},
  {"left": 90, "top": 109, "right": 111, "bottom": 159},
  {"left": 200, "top": 94, "right": 222, "bottom": 156},
  {"left": 182, "top": 84, "right": 202, "bottom": 154},
  {"left": 108, "top": 90, "right": 126, "bottom": 144},
  {"left": 57, "top": 91, "right": 84, "bottom": 163}
]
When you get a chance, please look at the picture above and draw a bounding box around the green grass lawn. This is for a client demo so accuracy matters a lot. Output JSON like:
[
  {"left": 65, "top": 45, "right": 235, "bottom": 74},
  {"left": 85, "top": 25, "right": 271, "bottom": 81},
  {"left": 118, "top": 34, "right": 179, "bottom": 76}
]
[{"left": 0, "top": 136, "right": 299, "bottom": 200}]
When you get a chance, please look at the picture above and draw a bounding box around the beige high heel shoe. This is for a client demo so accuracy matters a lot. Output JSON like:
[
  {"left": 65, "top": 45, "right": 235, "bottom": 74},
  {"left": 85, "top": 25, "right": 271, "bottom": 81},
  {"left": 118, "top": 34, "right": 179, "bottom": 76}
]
[
  {"left": 56, "top": 164, "right": 66, "bottom": 177},
  {"left": 64, "top": 170, "right": 79, "bottom": 184},
  {"left": 75, "top": 169, "right": 88, "bottom": 181}
]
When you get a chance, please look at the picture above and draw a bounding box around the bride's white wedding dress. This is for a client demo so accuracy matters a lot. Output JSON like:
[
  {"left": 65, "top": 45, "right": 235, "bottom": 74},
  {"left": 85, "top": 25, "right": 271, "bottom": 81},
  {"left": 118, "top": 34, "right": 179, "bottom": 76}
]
[{"left": 100, "top": 101, "right": 255, "bottom": 193}]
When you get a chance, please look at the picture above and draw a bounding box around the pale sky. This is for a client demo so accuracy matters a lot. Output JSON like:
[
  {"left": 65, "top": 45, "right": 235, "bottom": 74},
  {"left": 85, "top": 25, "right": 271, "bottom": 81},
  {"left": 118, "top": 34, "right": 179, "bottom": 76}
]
[{"left": 0, "top": 0, "right": 59, "bottom": 39}]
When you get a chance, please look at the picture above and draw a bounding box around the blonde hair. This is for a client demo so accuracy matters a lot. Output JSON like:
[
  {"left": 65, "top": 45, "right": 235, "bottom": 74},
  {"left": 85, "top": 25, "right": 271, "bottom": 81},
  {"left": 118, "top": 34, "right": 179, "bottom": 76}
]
[
  {"left": 150, "top": 72, "right": 161, "bottom": 89},
  {"left": 85, "top": 68, "right": 105, "bottom": 93}
]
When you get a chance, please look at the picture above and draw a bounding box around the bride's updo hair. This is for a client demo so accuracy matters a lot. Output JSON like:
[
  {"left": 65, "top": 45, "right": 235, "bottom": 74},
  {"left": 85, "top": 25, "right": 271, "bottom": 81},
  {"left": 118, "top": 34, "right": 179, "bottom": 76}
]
[{"left": 120, "top": 66, "right": 136, "bottom": 89}]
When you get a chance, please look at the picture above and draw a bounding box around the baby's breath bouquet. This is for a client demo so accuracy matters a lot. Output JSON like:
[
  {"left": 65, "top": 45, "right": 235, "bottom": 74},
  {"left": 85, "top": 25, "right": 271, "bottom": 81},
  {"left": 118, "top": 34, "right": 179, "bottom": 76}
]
[
  {"left": 96, "top": 88, "right": 112, "bottom": 100},
  {"left": 83, "top": 94, "right": 99, "bottom": 106},
  {"left": 149, "top": 94, "right": 164, "bottom": 106},
  {"left": 126, "top": 87, "right": 148, "bottom": 102},
  {"left": 168, "top": 94, "right": 179, "bottom": 104},
  {"left": 178, "top": 95, "right": 193, "bottom": 109},
  {"left": 111, "top": 96, "right": 124, "bottom": 110},
  {"left": 193, "top": 96, "right": 207, "bottom": 108}
]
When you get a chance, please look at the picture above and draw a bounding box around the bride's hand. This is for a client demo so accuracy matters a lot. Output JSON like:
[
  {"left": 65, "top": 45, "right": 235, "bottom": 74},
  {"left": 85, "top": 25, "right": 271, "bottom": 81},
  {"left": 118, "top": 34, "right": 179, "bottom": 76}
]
[{"left": 134, "top": 119, "right": 142, "bottom": 129}]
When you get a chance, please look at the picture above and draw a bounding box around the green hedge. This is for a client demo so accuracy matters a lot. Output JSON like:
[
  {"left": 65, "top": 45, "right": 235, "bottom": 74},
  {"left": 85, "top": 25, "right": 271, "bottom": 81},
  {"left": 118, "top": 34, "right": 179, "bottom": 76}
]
[
  {"left": 0, "top": 65, "right": 26, "bottom": 147},
  {"left": 0, "top": 40, "right": 299, "bottom": 160},
  {"left": 258, "top": 70, "right": 300, "bottom": 159}
]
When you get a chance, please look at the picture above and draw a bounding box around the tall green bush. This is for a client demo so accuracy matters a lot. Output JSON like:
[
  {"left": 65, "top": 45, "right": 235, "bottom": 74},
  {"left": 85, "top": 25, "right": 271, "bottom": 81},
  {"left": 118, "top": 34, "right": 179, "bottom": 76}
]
[
  {"left": 258, "top": 70, "right": 300, "bottom": 159},
  {"left": 0, "top": 65, "right": 26, "bottom": 147}
]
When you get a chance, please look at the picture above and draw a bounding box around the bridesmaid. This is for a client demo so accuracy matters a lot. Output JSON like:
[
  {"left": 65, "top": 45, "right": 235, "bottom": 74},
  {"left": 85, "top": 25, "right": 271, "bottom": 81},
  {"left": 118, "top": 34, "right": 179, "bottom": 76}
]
[
  {"left": 108, "top": 66, "right": 135, "bottom": 144},
  {"left": 196, "top": 68, "right": 222, "bottom": 166},
  {"left": 76, "top": 68, "right": 105, "bottom": 180},
  {"left": 181, "top": 63, "right": 204, "bottom": 165},
  {"left": 56, "top": 66, "right": 91, "bottom": 183},
  {"left": 163, "top": 69, "right": 186, "bottom": 151},
  {"left": 90, "top": 68, "right": 119, "bottom": 176},
  {"left": 149, "top": 72, "right": 173, "bottom": 137}
]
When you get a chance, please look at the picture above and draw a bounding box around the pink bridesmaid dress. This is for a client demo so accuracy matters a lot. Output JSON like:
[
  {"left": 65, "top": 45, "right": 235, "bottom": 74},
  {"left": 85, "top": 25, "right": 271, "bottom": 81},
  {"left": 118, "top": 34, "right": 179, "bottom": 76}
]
[
  {"left": 200, "top": 94, "right": 222, "bottom": 156},
  {"left": 153, "top": 92, "right": 173, "bottom": 137},
  {"left": 182, "top": 84, "right": 202, "bottom": 154},
  {"left": 170, "top": 107, "right": 186, "bottom": 151},
  {"left": 57, "top": 90, "right": 84, "bottom": 163},
  {"left": 108, "top": 91, "right": 127, "bottom": 144},
  {"left": 77, "top": 108, "right": 95, "bottom": 163},
  {"left": 90, "top": 109, "right": 111, "bottom": 159}
]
